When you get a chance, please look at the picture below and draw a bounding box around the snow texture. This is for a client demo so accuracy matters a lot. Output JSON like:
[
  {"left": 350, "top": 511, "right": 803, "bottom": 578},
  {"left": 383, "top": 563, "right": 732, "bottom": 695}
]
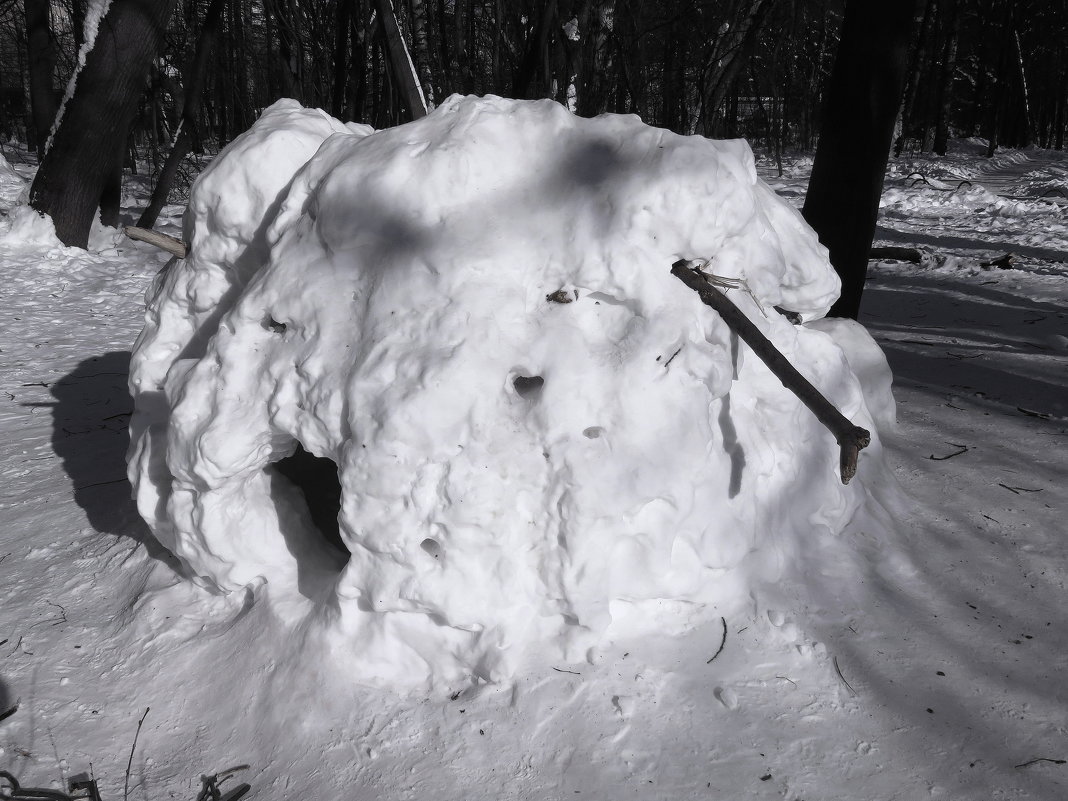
[{"left": 128, "top": 96, "right": 893, "bottom": 687}]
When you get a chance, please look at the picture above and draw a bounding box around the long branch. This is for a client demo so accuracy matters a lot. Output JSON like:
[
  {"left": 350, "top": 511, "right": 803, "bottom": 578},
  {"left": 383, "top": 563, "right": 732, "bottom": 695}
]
[{"left": 671, "top": 260, "right": 871, "bottom": 484}]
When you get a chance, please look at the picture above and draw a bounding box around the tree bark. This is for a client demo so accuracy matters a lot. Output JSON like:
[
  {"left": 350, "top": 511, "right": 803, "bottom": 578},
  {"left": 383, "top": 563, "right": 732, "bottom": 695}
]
[
  {"left": 696, "top": 0, "right": 776, "bottom": 136},
  {"left": 24, "top": 0, "right": 58, "bottom": 159},
  {"left": 372, "top": 0, "right": 427, "bottom": 119},
  {"left": 331, "top": 0, "right": 353, "bottom": 118},
  {"left": 801, "top": 0, "right": 916, "bottom": 321},
  {"left": 932, "top": 0, "right": 960, "bottom": 155},
  {"left": 29, "top": 0, "right": 178, "bottom": 248},
  {"left": 410, "top": 0, "right": 435, "bottom": 105}
]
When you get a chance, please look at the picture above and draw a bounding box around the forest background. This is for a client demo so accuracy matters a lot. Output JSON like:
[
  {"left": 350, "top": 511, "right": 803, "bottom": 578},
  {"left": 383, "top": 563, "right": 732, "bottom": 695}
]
[
  {"left": 0, "top": 0, "right": 1066, "bottom": 317},
  {"left": 2, "top": 0, "right": 1065, "bottom": 181}
]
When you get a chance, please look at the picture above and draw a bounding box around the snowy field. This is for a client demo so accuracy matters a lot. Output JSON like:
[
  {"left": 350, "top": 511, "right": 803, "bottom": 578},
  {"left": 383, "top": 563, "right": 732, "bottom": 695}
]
[{"left": 1, "top": 106, "right": 1066, "bottom": 801}]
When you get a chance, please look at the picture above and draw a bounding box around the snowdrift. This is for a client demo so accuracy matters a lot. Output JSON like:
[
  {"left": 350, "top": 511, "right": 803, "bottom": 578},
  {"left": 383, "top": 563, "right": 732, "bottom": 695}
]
[{"left": 127, "top": 96, "right": 894, "bottom": 688}]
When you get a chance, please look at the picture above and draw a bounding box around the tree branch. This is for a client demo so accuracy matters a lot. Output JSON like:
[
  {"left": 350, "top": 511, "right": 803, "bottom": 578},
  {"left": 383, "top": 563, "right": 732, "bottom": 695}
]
[{"left": 671, "top": 260, "right": 871, "bottom": 484}]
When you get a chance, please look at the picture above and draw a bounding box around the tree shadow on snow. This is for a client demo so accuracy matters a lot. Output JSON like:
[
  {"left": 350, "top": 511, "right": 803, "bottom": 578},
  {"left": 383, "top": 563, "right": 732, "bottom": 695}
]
[
  {"left": 875, "top": 224, "right": 1068, "bottom": 265},
  {"left": 48, "top": 351, "right": 182, "bottom": 571},
  {"left": 860, "top": 275, "right": 1067, "bottom": 418}
]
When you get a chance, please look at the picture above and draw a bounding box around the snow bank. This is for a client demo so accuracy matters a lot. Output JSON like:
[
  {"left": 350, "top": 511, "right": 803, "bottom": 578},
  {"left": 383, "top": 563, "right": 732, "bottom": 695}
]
[
  {"left": 0, "top": 205, "right": 64, "bottom": 249},
  {"left": 128, "top": 96, "right": 894, "bottom": 688}
]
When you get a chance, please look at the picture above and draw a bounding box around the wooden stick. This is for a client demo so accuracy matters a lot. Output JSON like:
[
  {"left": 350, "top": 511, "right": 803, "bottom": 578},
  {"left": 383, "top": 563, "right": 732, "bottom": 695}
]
[
  {"left": 124, "top": 226, "right": 188, "bottom": 258},
  {"left": 671, "top": 260, "right": 871, "bottom": 484}
]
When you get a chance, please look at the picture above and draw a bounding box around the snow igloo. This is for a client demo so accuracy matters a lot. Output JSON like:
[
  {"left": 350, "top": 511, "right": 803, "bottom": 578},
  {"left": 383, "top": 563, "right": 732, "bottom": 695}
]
[{"left": 127, "top": 96, "right": 895, "bottom": 687}]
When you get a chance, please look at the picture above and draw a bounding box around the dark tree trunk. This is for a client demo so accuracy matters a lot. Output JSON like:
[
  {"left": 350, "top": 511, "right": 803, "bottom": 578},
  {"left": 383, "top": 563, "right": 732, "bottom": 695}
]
[
  {"left": 697, "top": 0, "right": 776, "bottom": 136},
  {"left": 99, "top": 158, "right": 123, "bottom": 227},
  {"left": 513, "top": 0, "right": 557, "bottom": 99},
  {"left": 138, "top": 0, "right": 226, "bottom": 229},
  {"left": 272, "top": 0, "right": 303, "bottom": 100},
  {"left": 932, "top": 0, "right": 960, "bottom": 155},
  {"left": 71, "top": 0, "right": 86, "bottom": 49},
  {"left": 24, "top": 0, "right": 58, "bottom": 159},
  {"left": 410, "top": 0, "right": 435, "bottom": 105},
  {"left": 332, "top": 0, "right": 353, "bottom": 118},
  {"left": 372, "top": 0, "right": 428, "bottom": 119},
  {"left": 801, "top": 0, "right": 916, "bottom": 321},
  {"left": 29, "top": 0, "right": 178, "bottom": 248}
]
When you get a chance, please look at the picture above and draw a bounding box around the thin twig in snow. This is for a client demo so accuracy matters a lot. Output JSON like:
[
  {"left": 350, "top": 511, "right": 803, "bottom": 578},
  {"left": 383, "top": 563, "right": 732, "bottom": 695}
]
[
  {"left": 998, "top": 483, "right": 1043, "bottom": 495},
  {"left": 1014, "top": 758, "right": 1066, "bottom": 769},
  {"left": 833, "top": 656, "right": 857, "bottom": 697},
  {"left": 1016, "top": 407, "right": 1051, "bottom": 420},
  {"left": 707, "top": 617, "right": 728, "bottom": 664},
  {"left": 929, "top": 443, "right": 968, "bottom": 461},
  {"left": 124, "top": 707, "right": 150, "bottom": 801}
]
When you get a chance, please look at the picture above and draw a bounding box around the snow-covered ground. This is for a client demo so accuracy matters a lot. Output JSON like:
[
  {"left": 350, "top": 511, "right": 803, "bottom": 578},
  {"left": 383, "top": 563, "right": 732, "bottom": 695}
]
[{"left": 1, "top": 115, "right": 1065, "bottom": 801}]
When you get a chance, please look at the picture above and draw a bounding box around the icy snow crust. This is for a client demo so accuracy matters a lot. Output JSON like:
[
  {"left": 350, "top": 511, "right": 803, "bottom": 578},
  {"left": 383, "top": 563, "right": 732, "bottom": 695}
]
[{"left": 128, "top": 96, "right": 893, "bottom": 687}]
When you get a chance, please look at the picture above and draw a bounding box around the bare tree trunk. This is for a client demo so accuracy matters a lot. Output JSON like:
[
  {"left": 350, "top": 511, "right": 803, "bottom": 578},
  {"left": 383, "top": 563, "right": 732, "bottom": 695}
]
[
  {"left": 932, "top": 0, "right": 959, "bottom": 155},
  {"left": 24, "top": 0, "right": 58, "bottom": 159},
  {"left": 513, "top": 0, "right": 557, "bottom": 99},
  {"left": 696, "top": 0, "right": 776, "bottom": 135},
  {"left": 372, "top": 0, "right": 427, "bottom": 119},
  {"left": 272, "top": 0, "right": 303, "bottom": 100},
  {"left": 138, "top": 0, "right": 226, "bottom": 229},
  {"left": 29, "top": 0, "right": 178, "bottom": 248},
  {"left": 802, "top": 0, "right": 916, "bottom": 321},
  {"left": 332, "top": 0, "right": 354, "bottom": 117},
  {"left": 410, "top": 0, "right": 435, "bottom": 105},
  {"left": 1012, "top": 24, "right": 1032, "bottom": 145}
]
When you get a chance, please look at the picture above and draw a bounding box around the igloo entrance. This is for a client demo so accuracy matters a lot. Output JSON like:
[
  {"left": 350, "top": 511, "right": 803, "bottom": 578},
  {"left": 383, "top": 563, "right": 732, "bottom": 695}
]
[{"left": 272, "top": 444, "right": 346, "bottom": 559}]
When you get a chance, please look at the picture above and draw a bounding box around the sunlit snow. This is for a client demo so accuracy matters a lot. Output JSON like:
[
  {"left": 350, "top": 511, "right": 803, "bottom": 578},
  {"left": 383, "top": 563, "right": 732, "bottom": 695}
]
[
  {"left": 126, "top": 97, "right": 897, "bottom": 686},
  {"left": 0, "top": 107, "right": 1064, "bottom": 801}
]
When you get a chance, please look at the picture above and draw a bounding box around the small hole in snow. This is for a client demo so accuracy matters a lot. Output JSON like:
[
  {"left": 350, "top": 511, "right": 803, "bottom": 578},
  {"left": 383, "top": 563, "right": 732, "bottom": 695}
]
[
  {"left": 513, "top": 375, "right": 544, "bottom": 398},
  {"left": 262, "top": 315, "right": 287, "bottom": 334},
  {"left": 420, "top": 538, "right": 442, "bottom": 558}
]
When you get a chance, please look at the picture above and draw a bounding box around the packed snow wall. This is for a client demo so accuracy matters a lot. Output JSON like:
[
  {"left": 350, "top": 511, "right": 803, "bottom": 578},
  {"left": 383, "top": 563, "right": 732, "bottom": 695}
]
[{"left": 127, "top": 96, "right": 895, "bottom": 687}]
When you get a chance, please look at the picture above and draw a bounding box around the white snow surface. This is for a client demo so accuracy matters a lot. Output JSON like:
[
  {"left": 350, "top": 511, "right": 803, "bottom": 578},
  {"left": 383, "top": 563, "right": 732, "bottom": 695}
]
[
  {"left": 3, "top": 126, "right": 1065, "bottom": 801},
  {"left": 127, "top": 96, "right": 890, "bottom": 687}
]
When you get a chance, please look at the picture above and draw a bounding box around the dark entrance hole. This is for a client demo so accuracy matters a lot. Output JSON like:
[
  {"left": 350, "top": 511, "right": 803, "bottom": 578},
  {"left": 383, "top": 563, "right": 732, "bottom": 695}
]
[
  {"left": 274, "top": 443, "right": 346, "bottom": 556},
  {"left": 513, "top": 374, "right": 544, "bottom": 399}
]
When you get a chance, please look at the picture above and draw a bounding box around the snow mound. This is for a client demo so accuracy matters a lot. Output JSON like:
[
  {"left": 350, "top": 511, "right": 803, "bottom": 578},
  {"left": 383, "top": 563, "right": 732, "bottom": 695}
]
[{"left": 128, "top": 96, "right": 894, "bottom": 688}]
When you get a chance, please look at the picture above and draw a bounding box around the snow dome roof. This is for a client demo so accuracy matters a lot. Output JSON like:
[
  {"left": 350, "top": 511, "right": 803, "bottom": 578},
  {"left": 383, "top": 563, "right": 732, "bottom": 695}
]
[{"left": 127, "top": 96, "right": 894, "bottom": 688}]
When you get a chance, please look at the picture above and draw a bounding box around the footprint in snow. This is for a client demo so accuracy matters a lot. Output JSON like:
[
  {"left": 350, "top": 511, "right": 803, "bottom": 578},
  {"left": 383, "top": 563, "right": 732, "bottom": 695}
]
[{"left": 714, "top": 686, "right": 739, "bottom": 710}]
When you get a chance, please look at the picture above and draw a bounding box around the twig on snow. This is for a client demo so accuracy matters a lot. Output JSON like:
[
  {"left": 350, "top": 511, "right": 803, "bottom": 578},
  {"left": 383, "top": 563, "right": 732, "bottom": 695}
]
[
  {"left": 1014, "top": 758, "right": 1066, "bottom": 769},
  {"left": 124, "top": 708, "right": 150, "bottom": 801},
  {"left": 551, "top": 667, "right": 581, "bottom": 675},
  {"left": 706, "top": 617, "right": 728, "bottom": 664},
  {"left": 980, "top": 253, "right": 1015, "bottom": 269},
  {"left": 1016, "top": 407, "right": 1051, "bottom": 420},
  {"left": 929, "top": 443, "right": 968, "bottom": 461},
  {"left": 998, "top": 483, "right": 1043, "bottom": 495},
  {"left": 832, "top": 656, "right": 857, "bottom": 697}
]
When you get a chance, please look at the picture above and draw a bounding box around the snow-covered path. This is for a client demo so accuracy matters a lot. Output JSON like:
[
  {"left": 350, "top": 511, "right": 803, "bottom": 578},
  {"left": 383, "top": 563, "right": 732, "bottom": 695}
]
[
  {"left": 968, "top": 148, "right": 1068, "bottom": 201},
  {"left": 2, "top": 140, "right": 1067, "bottom": 801}
]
